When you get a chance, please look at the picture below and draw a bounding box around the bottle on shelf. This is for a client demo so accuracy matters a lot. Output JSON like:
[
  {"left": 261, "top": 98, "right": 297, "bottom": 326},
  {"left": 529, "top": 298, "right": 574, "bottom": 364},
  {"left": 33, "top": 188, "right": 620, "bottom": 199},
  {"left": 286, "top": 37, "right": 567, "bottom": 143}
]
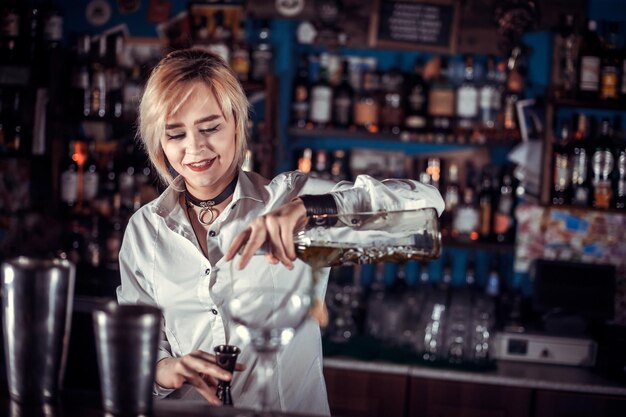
[
  {"left": 551, "top": 13, "right": 579, "bottom": 98},
  {"left": 452, "top": 188, "right": 479, "bottom": 242},
  {"left": 380, "top": 66, "right": 404, "bottom": 135},
  {"left": 309, "top": 53, "right": 333, "bottom": 129},
  {"left": 353, "top": 69, "right": 380, "bottom": 133},
  {"left": 503, "top": 47, "right": 525, "bottom": 132},
  {"left": 90, "top": 36, "right": 107, "bottom": 118},
  {"left": 428, "top": 56, "right": 455, "bottom": 141},
  {"left": 616, "top": 142, "right": 626, "bottom": 210},
  {"left": 0, "top": 1, "right": 22, "bottom": 64},
  {"left": 104, "top": 193, "right": 125, "bottom": 271},
  {"left": 208, "top": 10, "right": 231, "bottom": 64},
  {"left": 441, "top": 160, "right": 460, "bottom": 238},
  {"left": 403, "top": 57, "right": 428, "bottom": 134},
  {"left": 332, "top": 59, "right": 354, "bottom": 129},
  {"left": 70, "top": 35, "right": 91, "bottom": 117},
  {"left": 599, "top": 21, "right": 620, "bottom": 101},
  {"left": 297, "top": 148, "right": 313, "bottom": 174},
  {"left": 106, "top": 34, "right": 125, "bottom": 119},
  {"left": 485, "top": 256, "right": 501, "bottom": 298},
  {"left": 84, "top": 215, "right": 102, "bottom": 269},
  {"left": 570, "top": 113, "right": 592, "bottom": 206},
  {"left": 494, "top": 165, "right": 516, "bottom": 243},
  {"left": 479, "top": 55, "right": 503, "bottom": 131},
  {"left": 59, "top": 140, "right": 79, "bottom": 213},
  {"left": 591, "top": 118, "right": 615, "bottom": 209},
  {"left": 456, "top": 54, "right": 478, "bottom": 131},
  {"left": 291, "top": 55, "right": 310, "bottom": 129},
  {"left": 577, "top": 19, "right": 602, "bottom": 100},
  {"left": 477, "top": 166, "right": 494, "bottom": 241},
  {"left": 329, "top": 149, "right": 349, "bottom": 182},
  {"left": 250, "top": 19, "right": 272, "bottom": 83},
  {"left": 552, "top": 119, "right": 572, "bottom": 205},
  {"left": 82, "top": 140, "right": 100, "bottom": 210},
  {"left": 230, "top": 19, "right": 250, "bottom": 82},
  {"left": 310, "top": 149, "right": 331, "bottom": 180}
]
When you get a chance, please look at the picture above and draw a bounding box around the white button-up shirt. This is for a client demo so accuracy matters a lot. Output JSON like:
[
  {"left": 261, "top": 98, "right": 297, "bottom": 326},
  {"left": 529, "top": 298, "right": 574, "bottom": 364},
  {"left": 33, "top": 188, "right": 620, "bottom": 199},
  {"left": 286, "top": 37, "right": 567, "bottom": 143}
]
[{"left": 117, "top": 169, "right": 444, "bottom": 415}]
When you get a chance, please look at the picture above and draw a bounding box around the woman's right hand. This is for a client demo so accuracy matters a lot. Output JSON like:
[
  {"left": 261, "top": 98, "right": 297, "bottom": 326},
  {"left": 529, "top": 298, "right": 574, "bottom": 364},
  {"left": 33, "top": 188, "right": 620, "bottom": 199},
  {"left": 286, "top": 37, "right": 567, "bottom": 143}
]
[{"left": 155, "top": 350, "right": 244, "bottom": 405}]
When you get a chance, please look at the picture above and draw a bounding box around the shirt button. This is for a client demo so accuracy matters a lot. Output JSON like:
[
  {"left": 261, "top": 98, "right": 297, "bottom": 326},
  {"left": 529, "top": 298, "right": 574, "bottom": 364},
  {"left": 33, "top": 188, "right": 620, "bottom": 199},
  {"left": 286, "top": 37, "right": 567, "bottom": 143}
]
[
  {"left": 208, "top": 230, "right": 216, "bottom": 237},
  {"left": 205, "top": 268, "right": 211, "bottom": 275},
  {"left": 211, "top": 308, "right": 218, "bottom": 315}
]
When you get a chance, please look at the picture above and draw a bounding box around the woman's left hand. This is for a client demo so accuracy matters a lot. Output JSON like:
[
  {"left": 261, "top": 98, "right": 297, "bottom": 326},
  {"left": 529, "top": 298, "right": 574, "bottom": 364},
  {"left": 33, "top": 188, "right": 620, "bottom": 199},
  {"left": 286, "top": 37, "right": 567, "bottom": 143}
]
[{"left": 225, "top": 198, "right": 307, "bottom": 270}]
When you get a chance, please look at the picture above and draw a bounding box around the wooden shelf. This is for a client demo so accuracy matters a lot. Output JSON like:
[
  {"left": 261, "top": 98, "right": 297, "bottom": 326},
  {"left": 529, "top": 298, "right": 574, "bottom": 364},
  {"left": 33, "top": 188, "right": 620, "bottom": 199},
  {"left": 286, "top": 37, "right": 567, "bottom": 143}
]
[
  {"left": 288, "top": 127, "right": 519, "bottom": 151},
  {"left": 442, "top": 237, "right": 515, "bottom": 253},
  {"left": 547, "top": 96, "right": 626, "bottom": 111}
]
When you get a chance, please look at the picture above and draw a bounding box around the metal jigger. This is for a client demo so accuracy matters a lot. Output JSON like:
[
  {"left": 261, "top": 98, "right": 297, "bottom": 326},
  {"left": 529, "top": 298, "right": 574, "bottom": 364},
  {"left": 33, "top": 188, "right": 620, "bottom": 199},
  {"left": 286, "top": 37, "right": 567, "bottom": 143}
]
[{"left": 213, "top": 345, "right": 241, "bottom": 406}]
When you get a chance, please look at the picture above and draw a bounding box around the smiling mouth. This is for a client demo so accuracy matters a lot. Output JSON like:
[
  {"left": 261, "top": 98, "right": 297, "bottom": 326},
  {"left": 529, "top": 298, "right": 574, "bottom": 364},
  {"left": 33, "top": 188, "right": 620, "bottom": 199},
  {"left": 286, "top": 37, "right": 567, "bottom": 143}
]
[{"left": 186, "top": 158, "right": 215, "bottom": 172}]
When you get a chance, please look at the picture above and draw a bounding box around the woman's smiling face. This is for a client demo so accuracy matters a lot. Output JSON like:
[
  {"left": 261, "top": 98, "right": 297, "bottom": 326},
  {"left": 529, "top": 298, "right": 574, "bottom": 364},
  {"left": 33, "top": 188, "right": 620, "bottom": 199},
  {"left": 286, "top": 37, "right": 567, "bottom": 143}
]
[{"left": 161, "top": 83, "right": 237, "bottom": 199}]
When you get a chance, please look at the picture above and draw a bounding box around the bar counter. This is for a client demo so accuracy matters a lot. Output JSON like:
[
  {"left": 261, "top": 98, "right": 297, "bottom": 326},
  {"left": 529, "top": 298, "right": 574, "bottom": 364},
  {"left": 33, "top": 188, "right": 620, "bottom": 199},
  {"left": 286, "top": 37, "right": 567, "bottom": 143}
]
[{"left": 0, "top": 390, "right": 317, "bottom": 417}]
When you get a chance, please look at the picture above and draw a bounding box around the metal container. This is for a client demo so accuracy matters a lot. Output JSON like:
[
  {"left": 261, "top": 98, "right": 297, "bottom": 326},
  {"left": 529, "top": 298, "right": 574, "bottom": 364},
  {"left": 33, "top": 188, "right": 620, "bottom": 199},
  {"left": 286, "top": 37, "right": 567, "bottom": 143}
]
[
  {"left": 1, "top": 257, "right": 76, "bottom": 404},
  {"left": 93, "top": 302, "right": 161, "bottom": 416}
]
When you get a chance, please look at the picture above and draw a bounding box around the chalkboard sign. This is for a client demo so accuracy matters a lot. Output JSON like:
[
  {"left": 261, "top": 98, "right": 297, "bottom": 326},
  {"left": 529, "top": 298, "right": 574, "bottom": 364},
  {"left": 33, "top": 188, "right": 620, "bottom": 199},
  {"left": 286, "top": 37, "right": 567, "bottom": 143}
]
[{"left": 369, "top": 0, "right": 459, "bottom": 53}]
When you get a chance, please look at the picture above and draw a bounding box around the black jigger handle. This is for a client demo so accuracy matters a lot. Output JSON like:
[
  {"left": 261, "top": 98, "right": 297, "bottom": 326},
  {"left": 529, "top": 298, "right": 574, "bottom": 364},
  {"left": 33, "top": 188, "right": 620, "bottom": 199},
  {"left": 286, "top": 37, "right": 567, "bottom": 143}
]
[{"left": 213, "top": 345, "right": 240, "bottom": 406}]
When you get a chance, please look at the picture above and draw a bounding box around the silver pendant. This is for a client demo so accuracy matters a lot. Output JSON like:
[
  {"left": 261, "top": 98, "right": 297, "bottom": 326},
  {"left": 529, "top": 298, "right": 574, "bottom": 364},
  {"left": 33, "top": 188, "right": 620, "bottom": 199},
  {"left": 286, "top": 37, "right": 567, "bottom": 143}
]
[{"left": 198, "top": 205, "right": 216, "bottom": 226}]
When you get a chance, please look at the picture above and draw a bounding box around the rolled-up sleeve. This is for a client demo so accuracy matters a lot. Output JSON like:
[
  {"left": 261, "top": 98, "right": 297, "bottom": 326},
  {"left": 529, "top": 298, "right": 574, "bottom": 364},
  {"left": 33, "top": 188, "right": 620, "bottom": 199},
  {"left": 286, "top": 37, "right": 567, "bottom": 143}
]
[{"left": 330, "top": 175, "right": 445, "bottom": 216}]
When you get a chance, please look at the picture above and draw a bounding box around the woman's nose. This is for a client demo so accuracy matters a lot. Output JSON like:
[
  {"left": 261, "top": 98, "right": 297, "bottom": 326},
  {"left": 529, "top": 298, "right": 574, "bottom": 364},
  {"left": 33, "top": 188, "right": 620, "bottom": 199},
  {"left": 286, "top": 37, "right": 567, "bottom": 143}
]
[{"left": 188, "top": 131, "right": 209, "bottom": 152}]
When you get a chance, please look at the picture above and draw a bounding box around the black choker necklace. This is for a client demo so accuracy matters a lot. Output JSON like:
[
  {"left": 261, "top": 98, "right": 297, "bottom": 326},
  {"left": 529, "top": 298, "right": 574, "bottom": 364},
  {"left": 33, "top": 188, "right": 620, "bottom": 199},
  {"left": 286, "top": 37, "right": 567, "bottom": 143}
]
[{"left": 185, "top": 175, "right": 238, "bottom": 225}]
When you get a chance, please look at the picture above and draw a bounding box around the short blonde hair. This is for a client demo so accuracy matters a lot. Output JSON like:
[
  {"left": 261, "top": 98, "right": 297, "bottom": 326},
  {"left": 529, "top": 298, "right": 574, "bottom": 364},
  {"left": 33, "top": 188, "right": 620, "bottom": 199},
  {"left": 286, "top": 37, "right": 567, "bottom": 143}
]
[{"left": 138, "top": 49, "right": 250, "bottom": 187}]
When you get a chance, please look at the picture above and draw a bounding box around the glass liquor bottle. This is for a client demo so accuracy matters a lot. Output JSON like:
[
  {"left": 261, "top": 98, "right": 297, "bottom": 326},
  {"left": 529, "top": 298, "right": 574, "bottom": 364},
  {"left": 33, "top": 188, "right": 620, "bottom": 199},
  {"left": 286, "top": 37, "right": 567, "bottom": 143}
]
[
  {"left": 479, "top": 55, "right": 502, "bottom": 130},
  {"left": 353, "top": 70, "right": 380, "bottom": 133},
  {"left": 477, "top": 167, "right": 494, "bottom": 242},
  {"left": 403, "top": 58, "right": 428, "bottom": 133},
  {"left": 291, "top": 55, "right": 310, "bottom": 129},
  {"left": 230, "top": 20, "right": 250, "bottom": 82},
  {"left": 452, "top": 187, "right": 479, "bottom": 242},
  {"left": 71, "top": 34, "right": 91, "bottom": 118},
  {"left": 428, "top": 56, "right": 455, "bottom": 141},
  {"left": 90, "top": 36, "right": 107, "bottom": 118},
  {"left": 106, "top": 34, "right": 125, "bottom": 119},
  {"left": 600, "top": 21, "right": 620, "bottom": 101},
  {"left": 503, "top": 47, "right": 525, "bottom": 131},
  {"left": 309, "top": 54, "right": 332, "bottom": 128},
  {"left": 207, "top": 10, "right": 231, "bottom": 64},
  {"left": 570, "top": 113, "right": 591, "bottom": 206},
  {"left": 494, "top": 165, "right": 516, "bottom": 243},
  {"left": 441, "top": 161, "right": 460, "bottom": 238},
  {"left": 250, "top": 19, "right": 272, "bottom": 83},
  {"left": 332, "top": 59, "right": 354, "bottom": 129},
  {"left": 380, "top": 67, "right": 404, "bottom": 134},
  {"left": 456, "top": 54, "right": 478, "bottom": 131},
  {"left": 577, "top": 20, "right": 602, "bottom": 99},
  {"left": 616, "top": 143, "right": 626, "bottom": 210},
  {"left": 591, "top": 118, "right": 615, "bottom": 209},
  {"left": 552, "top": 120, "right": 572, "bottom": 205},
  {"left": 60, "top": 140, "right": 79, "bottom": 213},
  {"left": 551, "top": 13, "right": 579, "bottom": 98}
]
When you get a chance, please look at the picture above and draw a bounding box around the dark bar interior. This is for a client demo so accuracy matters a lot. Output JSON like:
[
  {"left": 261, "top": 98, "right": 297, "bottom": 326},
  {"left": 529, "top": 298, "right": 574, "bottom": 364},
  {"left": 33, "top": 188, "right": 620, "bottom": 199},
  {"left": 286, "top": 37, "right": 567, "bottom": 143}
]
[{"left": 0, "top": 0, "right": 626, "bottom": 416}]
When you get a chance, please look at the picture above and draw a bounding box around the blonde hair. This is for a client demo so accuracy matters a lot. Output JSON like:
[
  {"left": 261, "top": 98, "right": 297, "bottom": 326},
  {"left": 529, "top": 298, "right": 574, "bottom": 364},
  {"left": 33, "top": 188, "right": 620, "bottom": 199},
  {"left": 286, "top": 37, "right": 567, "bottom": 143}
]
[{"left": 138, "top": 49, "right": 250, "bottom": 188}]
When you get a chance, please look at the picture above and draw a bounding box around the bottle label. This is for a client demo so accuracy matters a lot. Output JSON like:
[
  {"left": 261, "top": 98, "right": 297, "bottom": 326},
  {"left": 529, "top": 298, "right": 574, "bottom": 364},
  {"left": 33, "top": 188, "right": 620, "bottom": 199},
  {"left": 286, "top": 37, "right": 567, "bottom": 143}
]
[
  {"left": 405, "top": 115, "right": 426, "bottom": 129},
  {"left": 428, "top": 90, "right": 455, "bottom": 117},
  {"left": 571, "top": 150, "right": 588, "bottom": 184},
  {"left": 354, "top": 100, "right": 379, "bottom": 127},
  {"left": 457, "top": 87, "right": 478, "bottom": 118},
  {"left": 291, "top": 101, "right": 309, "bottom": 123},
  {"left": 60, "top": 170, "right": 78, "bottom": 204},
  {"left": 553, "top": 152, "right": 571, "bottom": 191},
  {"left": 453, "top": 207, "right": 479, "bottom": 235},
  {"left": 310, "top": 86, "right": 332, "bottom": 123},
  {"left": 572, "top": 186, "right": 589, "bottom": 205},
  {"left": 580, "top": 56, "right": 600, "bottom": 91},
  {"left": 600, "top": 66, "right": 618, "bottom": 99},
  {"left": 408, "top": 88, "right": 425, "bottom": 111},
  {"left": 333, "top": 96, "right": 352, "bottom": 126},
  {"left": 594, "top": 180, "right": 612, "bottom": 209}
]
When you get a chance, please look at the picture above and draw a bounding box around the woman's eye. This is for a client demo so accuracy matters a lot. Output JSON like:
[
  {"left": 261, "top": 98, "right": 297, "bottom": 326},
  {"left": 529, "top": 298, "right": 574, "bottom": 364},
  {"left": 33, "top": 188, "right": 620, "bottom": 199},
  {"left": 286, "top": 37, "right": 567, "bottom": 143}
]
[
  {"left": 166, "top": 133, "right": 185, "bottom": 140},
  {"left": 199, "top": 125, "right": 220, "bottom": 135}
]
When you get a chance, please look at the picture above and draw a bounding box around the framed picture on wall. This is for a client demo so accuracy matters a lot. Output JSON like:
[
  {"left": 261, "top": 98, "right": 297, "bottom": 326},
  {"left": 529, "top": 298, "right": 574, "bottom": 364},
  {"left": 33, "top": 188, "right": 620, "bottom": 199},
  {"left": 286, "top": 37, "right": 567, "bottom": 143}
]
[{"left": 368, "top": 0, "right": 460, "bottom": 53}]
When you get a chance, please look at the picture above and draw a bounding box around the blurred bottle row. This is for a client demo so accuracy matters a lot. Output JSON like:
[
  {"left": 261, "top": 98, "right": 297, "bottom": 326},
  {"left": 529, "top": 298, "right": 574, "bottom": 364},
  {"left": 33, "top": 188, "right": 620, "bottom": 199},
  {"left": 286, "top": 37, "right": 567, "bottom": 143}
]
[
  {"left": 290, "top": 48, "right": 526, "bottom": 144},
  {"left": 551, "top": 113, "right": 626, "bottom": 210},
  {"left": 324, "top": 252, "right": 519, "bottom": 367},
  {"left": 552, "top": 16, "right": 626, "bottom": 102},
  {"left": 296, "top": 147, "right": 519, "bottom": 244}
]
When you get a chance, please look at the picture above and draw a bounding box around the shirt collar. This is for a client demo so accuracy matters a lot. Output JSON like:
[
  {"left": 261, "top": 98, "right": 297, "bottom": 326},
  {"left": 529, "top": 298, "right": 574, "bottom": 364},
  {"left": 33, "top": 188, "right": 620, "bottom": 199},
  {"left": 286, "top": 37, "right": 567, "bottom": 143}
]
[{"left": 153, "top": 169, "right": 266, "bottom": 219}]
